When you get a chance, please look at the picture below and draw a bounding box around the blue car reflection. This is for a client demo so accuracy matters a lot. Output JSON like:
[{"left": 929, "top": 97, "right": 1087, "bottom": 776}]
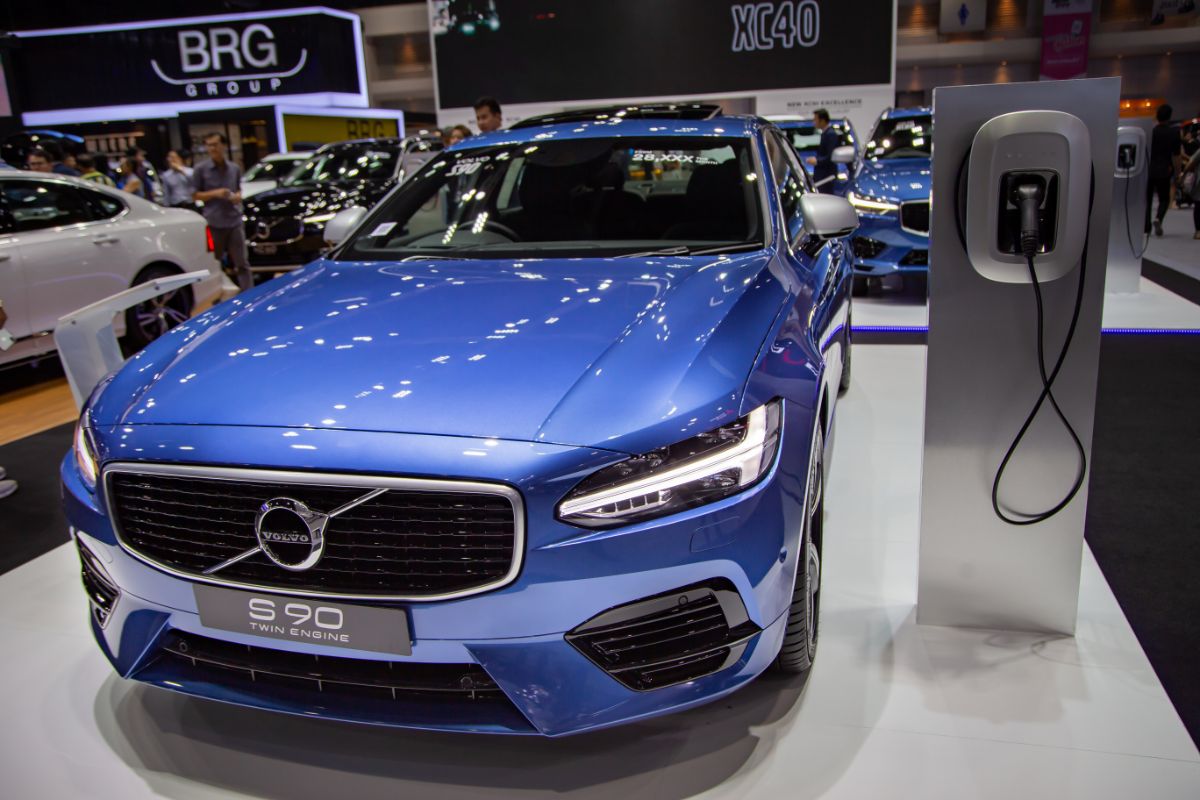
[
  {"left": 63, "top": 110, "right": 853, "bottom": 736},
  {"left": 845, "top": 107, "right": 932, "bottom": 294}
]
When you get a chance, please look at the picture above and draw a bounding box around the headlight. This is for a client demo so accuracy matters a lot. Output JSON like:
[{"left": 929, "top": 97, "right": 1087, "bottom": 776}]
[
  {"left": 557, "top": 400, "right": 782, "bottom": 529},
  {"left": 302, "top": 212, "right": 336, "bottom": 225},
  {"left": 73, "top": 413, "right": 99, "bottom": 492},
  {"left": 847, "top": 191, "right": 899, "bottom": 213}
]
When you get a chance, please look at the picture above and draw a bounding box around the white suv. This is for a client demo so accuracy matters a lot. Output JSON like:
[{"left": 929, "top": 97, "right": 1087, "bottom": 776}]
[{"left": 0, "top": 172, "right": 221, "bottom": 366}]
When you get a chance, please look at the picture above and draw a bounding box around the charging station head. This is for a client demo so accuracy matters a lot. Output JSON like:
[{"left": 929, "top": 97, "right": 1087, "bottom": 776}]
[
  {"left": 962, "top": 110, "right": 1091, "bottom": 284},
  {"left": 1114, "top": 126, "right": 1146, "bottom": 179}
]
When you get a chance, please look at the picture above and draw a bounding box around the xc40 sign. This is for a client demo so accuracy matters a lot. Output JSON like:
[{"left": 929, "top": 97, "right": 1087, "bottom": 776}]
[{"left": 731, "top": 1, "right": 821, "bottom": 52}]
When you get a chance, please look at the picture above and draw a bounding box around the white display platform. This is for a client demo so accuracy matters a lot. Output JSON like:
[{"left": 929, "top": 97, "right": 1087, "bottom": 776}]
[
  {"left": 855, "top": 275, "right": 1200, "bottom": 332},
  {"left": 1, "top": 346, "right": 1196, "bottom": 798},
  {"left": 1144, "top": 207, "right": 1199, "bottom": 281}
]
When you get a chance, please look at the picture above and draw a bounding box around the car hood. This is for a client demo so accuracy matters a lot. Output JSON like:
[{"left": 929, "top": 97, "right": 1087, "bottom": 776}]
[
  {"left": 853, "top": 157, "right": 931, "bottom": 203},
  {"left": 91, "top": 252, "right": 788, "bottom": 453},
  {"left": 245, "top": 182, "right": 389, "bottom": 221}
]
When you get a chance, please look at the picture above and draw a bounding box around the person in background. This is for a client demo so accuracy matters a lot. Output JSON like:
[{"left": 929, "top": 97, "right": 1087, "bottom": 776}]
[
  {"left": 116, "top": 158, "right": 145, "bottom": 197},
  {"left": 449, "top": 124, "right": 472, "bottom": 145},
  {"left": 43, "top": 141, "right": 80, "bottom": 176},
  {"left": 474, "top": 96, "right": 503, "bottom": 133},
  {"left": 161, "top": 150, "right": 195, "bottom": 209},
  {"left": 125, "top": 146, "right": 162, "bottom": 203},
  {"left": 1184, "top": 146, "right": 1200, "bottom": 239},
  {"left": 25, "top": 147, "right": 53, "bottom": 172},
  {"left": 1146, "top": 103, "right": 1182, "bottom": 237},
  {"left": 0, "top": 300, "right": 16, "bottom": 500},
  {"left": 805, "top": 108, "right": 839, "bottom": 194},
  {"left": 193, "top": 132, "right": 251, "bottom": 291},
  {"left": 77, "top": 153, "right": 115, "bottom": 187}
]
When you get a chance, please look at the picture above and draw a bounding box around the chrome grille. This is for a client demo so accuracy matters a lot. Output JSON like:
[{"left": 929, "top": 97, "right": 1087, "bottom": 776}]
[{"left": 105, "top": 465, "right": 522, "bottom": 600}]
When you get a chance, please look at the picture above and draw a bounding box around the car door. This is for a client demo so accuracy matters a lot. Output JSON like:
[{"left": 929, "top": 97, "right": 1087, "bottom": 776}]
[
  {"left": 0, "top": 198, "right": 30, "bottom": 341},
  {"left": 766, "top": 129, "right": 849, "bottom": 382},
  {"left": 2, "top": 177, "right": 130, "bottom": 335}
]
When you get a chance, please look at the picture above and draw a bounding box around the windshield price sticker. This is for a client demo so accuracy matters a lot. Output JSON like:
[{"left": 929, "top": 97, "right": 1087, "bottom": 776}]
[
  {"left": 368, "top": 222, "right": 397, "bottom": 237},
  {"left": 448, "top": 157, "right": 488, "bottom": 176},
  {"left": 630, "top": 151, "right": 719, "bottom": 165},
  {"left": 893, "top": 120, "right": 917, "bottom": 131},
  {"left": 194, "top": 584, "right": 412, "bottom": 655}
]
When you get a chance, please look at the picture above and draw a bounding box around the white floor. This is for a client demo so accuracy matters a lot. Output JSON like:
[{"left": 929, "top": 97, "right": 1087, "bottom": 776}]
[
  {"left": 1, "top": 346, "right": 1198, "bottom": 799},
  {"left": 1145, "top": 207, "right": 1200, "bottom": 281}
]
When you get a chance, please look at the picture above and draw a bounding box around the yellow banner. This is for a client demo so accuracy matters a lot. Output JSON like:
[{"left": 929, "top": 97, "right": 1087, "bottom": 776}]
[{"left": 281, "top": 113, "right": 400, "bottom": 150}]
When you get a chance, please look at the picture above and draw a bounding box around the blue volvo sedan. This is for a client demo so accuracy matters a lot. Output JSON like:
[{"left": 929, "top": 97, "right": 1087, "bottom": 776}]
[
  {"left": 845, "top": 107, "right": 932, "bottom": 294},
  {"left": 63, "top": 107, "right": 856, "bottom": 736}
]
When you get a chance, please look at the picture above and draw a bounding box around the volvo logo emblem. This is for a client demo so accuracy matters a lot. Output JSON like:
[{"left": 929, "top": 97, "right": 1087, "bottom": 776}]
[
  {"left": 254, "top": 498, "right": 328, "bottom": 571},
  {"left": 254, "top": 220, "right": 271, "bottom": 241},
  {"left": 202, "top": 487, "right": 387, "bottom": 577}
]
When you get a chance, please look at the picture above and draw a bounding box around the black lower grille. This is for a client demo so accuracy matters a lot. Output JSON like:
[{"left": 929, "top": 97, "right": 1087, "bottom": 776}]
[
  {"left": 246, "top": 217, "right": 303, "bottom": 243},
  {"left": 900, "top": 248, "right": 929, "bottom": 266},
  {"left": 157, "top": 631, "right": 502, "bottom": 700},
  {"left": 566, "top": 580, "right": 760, "bottom": 691},
  {"left": 107, "top": 469, "right": 519, "bottom": 598},
  {"left": 852, "top": 236, "right": 886, "bottom": 260},
  {"left": 900, "top": 201, "right": 930, "bottom": 234},
  {"left": 77, "top": 540, "right": 119, "bottom": 626}
]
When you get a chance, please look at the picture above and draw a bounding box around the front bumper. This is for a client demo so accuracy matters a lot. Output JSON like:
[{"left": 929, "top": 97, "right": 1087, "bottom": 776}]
[
  {"left": 62, "top": 413, "right": 812, "bottom": 736},
  {"left": 850, "top": 210, "right": 929, "bottom": 277}
]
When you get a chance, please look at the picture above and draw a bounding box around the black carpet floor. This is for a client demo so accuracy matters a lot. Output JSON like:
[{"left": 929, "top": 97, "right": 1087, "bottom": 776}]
[
  {"left": 0, "top": 422, "right": 73, "bottom": 575},
  {"left": 1085, "top": 333, "right": 1200, "bottom": 746}
]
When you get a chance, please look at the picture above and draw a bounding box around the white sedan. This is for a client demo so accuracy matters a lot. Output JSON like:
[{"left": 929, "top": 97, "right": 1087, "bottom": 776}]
[
  {"left": 0, "top": 172, "right": 221, "bottom": 367},
  {"left": 241, "top": 151, "right": 312, "bottom": 199}
]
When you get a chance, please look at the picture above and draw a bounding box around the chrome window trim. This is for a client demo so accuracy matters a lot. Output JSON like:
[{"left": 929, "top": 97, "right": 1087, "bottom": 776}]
[
  {"left": 899, "top": 199, "right": 930, "bottom": 237},
  {"left": 102, "top": 461, "right": 526, "bottom": 603}
]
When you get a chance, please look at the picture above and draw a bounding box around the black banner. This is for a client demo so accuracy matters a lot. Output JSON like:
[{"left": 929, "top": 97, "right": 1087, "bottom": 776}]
[
  {"left": 14, "top": 11, "right": 362, "bottom": 112},
  {"left": 431, "top": 0, "right": 893, "bottom": 108}
]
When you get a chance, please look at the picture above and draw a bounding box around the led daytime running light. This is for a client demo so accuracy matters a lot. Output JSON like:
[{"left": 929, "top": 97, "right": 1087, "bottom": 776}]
[
  {"left": 848, "top": 191, "right": 899, "bottom": 213},
  {"left": 74, "top": 415, "right": 99, "bottom": 491},
  {"left": 558, "top": 404, "right": 776, "bottom": 521}
]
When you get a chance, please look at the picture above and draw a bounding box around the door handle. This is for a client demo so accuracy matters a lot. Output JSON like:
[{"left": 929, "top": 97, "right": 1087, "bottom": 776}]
[{"left": 92, "top": 236, "right": 119, "bottom": 245}]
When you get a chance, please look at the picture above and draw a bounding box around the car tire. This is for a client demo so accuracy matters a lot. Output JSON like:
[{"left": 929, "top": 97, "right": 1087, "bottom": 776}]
[
  {"left": 775, "top": 423, "right": 823, "bottom": 675},
  {"left": 851, "top": 275, "right": 869, "bottom": 297},
  {"left": 124, "top": 264, "right": 193, "bottom": 351}
]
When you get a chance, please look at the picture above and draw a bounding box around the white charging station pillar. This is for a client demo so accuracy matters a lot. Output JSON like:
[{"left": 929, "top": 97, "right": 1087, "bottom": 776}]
[
  {"left": 917, "top": 78, "right": 1118, "bottom": 635},
  {"left": 1106, "top": 121, "right": 1152, "bottom": 294}
]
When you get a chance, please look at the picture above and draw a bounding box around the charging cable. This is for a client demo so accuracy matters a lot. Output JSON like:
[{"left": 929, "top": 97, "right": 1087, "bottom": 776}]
[
  {"left": 1122, "top": 166, "right": 1150, "bottom": 260},
  {"left": 989, "top": 180, "right": 1089, "bottom": 525}
]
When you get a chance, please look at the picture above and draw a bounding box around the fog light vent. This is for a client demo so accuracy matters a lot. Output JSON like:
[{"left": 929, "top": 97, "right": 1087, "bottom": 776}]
[
  {"left": 77, "top": 541, "right": 120, "bottom": 627},
  {"left": 565, "top": 580, "right": 760, "bottom": 691}
]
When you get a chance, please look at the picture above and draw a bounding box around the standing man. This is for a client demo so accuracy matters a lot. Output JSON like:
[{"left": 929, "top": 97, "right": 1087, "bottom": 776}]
[
  {"left": 806, "top": 108, "right": 839, "bottom": 194},
  {"left": 474, "top": 97, "right": 503, "bottom": 133},
  {"left": 25, "top": 147, "right": 53, "bottom": 172},
  {"left": 77, "top": 154, "right": 116, "bottom": 187},
  {"left": 161, "top": 150, "right": 195, "bottom": 209},
  {"left": 1146, "top": 103, "right": 1182, "bottom": 237},
  {"left": 193, "top": 133, "right": 251, "bottom": 291}
]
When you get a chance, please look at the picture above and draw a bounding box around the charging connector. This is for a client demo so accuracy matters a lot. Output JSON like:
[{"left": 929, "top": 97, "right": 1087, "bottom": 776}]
[{"left": 1014, "top": 181, "right": 1044, "bottom": 260}]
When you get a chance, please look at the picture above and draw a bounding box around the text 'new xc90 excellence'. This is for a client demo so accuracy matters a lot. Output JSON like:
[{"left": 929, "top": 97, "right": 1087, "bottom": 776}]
[{"left": 63, "top": 106, "right": 857, "bottom": 736}]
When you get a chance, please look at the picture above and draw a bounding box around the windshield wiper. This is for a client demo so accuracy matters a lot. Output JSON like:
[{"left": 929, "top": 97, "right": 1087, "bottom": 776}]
[{"left": 617, "top": 243, "right": 760, "bottom": 258}]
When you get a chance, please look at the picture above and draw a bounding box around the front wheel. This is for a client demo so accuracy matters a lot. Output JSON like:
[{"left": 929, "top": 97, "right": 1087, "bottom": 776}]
[
  {"left": 775, "top": 423, "right": 824, "bottom": 674},
  {"left": 124, "top": 265, "right": 193, "bottom": 351}
]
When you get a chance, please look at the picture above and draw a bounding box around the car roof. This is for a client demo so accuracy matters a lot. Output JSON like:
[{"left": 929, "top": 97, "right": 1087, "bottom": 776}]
[
  {"left": 451, "top": 115, "right": 761, "bottom": 151},
  {"left": 883, "top": 106, "right": 933, "bottom": 119},
  {"left": 264, "top": 151, "right": 313, "bottom": 160},
  {"left": 769, "top": 117, "right": 850, "bottom": 129},
  {"left": 510, "top": 103, "right": 722, "bottom": 129}
]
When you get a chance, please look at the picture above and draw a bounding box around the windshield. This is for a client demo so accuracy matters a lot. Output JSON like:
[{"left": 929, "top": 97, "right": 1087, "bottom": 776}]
[
  {"left": 865, "top": 115, "right": 932, "bottom": 160},
  {"left": 284, "top": 146, "right": 398, "bottom": 187},
  {"left": 784, "top": 122, "right": 854, "bottom": 153},
  {"left": 244, "top": 157, "right": 302, "bottom": 183},
  {"left": 337, "top": 136, "right": 764, "bottom": 260}
]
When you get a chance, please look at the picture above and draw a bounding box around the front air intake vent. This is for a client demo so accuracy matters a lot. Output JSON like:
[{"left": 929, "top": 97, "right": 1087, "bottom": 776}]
[
  {"left": 566, "top": 580, "right": 760, "bottom": 691},
  {"left": 77, "top": 540, "right": 120, "bottom": 627}
]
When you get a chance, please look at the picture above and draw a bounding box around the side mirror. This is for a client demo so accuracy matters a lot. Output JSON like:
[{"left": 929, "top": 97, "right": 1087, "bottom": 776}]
[
  {"left": 831, "top": 146, "right": 856, "bottom": 164},
  {"left": 323, "top": 206, "right": 367, "bottom": 247},
  {"left": 800, "top": 194, "right": 859, "bottom": 240}
]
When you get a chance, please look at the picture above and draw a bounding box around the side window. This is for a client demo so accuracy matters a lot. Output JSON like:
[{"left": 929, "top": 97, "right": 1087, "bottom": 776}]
[
  {"left": 767, "top": 131, "right": 808, "bottom": 241},
  {"left": 2, "top": 180, "right": 94, "bottom": 232},
  {"left": 80, "top": 188, "right": 125, "bottom": 221}
]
